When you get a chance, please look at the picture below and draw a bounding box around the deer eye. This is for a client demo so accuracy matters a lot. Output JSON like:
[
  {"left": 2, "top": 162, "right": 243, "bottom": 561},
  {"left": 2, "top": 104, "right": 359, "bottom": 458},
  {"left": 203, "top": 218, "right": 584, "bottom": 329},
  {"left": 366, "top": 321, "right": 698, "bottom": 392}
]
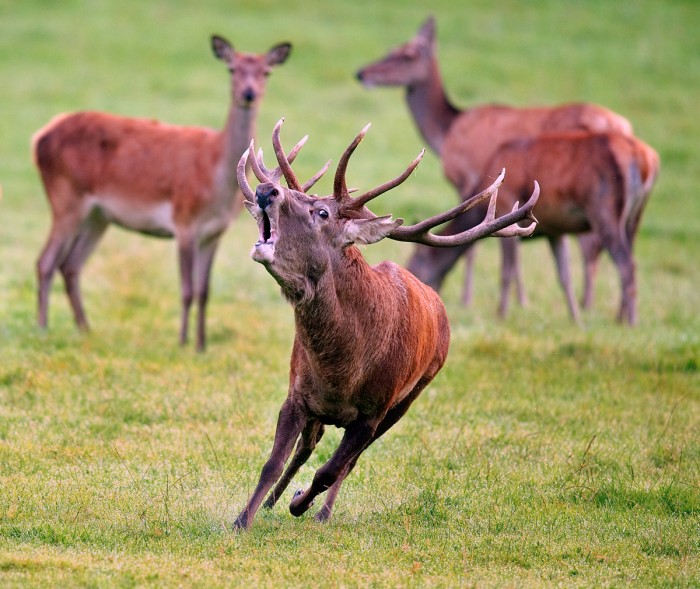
[{"left": 317, "top": 209, "right": 329, "bottom": 219}]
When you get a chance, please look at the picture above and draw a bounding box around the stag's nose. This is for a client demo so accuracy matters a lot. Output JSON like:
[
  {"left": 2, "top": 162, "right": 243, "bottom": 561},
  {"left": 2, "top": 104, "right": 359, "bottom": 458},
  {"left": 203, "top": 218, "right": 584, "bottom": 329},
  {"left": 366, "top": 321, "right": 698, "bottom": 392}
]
[
  {"left": 256, "top": 183, "right": 279, "bottom": 210},
  {"left": 356, "top": 69, "right": 365, "bottom": 82}
]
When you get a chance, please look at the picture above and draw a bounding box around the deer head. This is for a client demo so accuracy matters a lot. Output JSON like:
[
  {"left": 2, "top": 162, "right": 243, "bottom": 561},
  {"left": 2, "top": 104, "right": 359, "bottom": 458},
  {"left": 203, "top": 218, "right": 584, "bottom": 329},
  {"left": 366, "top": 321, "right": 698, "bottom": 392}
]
[
  {"left": 212, "top": 35, "right": 292, "bottom": 109},
  {"left": 357, "top": 17, "right": 437, "bottom": 88},
  {"left": 238, "top": 119, "right": 539, "bottom": 300}
]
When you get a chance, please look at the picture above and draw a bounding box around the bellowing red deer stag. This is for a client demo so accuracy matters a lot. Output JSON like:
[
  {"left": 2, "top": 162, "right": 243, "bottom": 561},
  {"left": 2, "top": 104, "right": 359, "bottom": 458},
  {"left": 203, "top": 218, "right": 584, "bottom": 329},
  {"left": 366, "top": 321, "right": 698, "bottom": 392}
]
[
  {"left": 231, "top": 119, "right": 539, "bottom": 529},
  {"left": 33, "top": 35, "right": 292, "bottom": 351},
  {"left": 356, "top": 15, "right": 634, "bottom": 311}
]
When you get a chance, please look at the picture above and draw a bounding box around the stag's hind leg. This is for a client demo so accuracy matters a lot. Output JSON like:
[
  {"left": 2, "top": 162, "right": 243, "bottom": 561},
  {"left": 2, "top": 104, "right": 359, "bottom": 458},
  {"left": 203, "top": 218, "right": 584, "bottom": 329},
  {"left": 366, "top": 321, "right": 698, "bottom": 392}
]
[{"left": 310, "top": 373, "right": 439, "bottom": 523}]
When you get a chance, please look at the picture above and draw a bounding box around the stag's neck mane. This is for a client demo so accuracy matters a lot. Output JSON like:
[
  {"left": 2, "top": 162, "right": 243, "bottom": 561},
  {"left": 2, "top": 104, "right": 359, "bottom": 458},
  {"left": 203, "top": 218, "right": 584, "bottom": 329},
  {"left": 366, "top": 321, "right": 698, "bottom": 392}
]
[
  {"left": 291, "top": 246, "right": 400, "bottom": 364},
  {"left": 405, "top": 56, "right": 460, "bottom": 156}
]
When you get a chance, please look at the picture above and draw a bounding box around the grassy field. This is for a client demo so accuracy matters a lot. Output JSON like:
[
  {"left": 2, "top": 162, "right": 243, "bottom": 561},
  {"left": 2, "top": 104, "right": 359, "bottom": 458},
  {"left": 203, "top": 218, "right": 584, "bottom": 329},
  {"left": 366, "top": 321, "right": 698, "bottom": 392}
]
[{"left": 1, "top": 0, "right": 699, "bottom": 586}]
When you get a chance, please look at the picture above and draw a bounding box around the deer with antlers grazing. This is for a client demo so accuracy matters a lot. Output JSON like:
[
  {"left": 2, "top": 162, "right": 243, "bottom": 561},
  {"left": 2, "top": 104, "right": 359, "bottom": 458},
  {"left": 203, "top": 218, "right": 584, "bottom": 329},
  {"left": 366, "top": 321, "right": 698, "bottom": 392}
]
[
  {"left": 356, "top": 15, "right": 635, "bottom": 314},
  {"left": 231, "top": 119, "right": 539, "bottom": 529},
  {"left": 32, "top": 35, "right": 291, "bottom": 351}
]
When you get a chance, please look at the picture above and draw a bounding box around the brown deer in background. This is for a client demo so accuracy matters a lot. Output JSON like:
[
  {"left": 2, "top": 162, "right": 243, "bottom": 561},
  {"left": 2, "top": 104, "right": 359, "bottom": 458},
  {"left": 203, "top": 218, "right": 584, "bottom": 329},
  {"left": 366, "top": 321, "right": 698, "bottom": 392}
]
[
  {"left": 408, "top": 132, "right": 659, "bottom": 323},
  {"left": 33, "top": 35, "right": 292, "bottom": 351},
  {"left": 413, "top": 131, "right": 658, "bottom": 324},
  {"left": 356, "top": 15, "right": 634, "bottom": 314},
  {"left": 231, "top": 119, "right": 539, "bottom": 529}
]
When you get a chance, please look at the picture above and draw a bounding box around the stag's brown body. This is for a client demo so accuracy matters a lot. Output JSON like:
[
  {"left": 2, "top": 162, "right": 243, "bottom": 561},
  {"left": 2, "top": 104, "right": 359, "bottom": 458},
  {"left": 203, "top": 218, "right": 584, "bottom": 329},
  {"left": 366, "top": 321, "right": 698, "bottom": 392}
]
[
  {"left": 33, "top": 35, "right": 291, "bottom": 351},
  {"left": 232, "top": 120, "right": 539, "bottom": 528}
]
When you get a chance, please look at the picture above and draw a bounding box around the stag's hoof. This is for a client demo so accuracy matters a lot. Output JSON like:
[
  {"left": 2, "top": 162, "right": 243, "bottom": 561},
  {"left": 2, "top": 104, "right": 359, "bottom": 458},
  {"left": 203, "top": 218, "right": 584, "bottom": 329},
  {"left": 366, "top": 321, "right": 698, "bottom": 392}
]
[
  {"left": 232, "top": 516, "right": 248, "bottom": 531},
  {"left": 289, "top": 488, "right": 314, "bottom": 517}
]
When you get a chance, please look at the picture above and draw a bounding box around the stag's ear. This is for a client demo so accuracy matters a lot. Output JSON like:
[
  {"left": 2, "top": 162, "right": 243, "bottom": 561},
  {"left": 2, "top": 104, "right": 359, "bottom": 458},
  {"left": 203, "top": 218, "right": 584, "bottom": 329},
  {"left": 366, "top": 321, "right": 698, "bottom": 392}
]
[
  {"left": 211, "top": 35, "right": 234, "bottom": 62},
  {"left": 343, "top": 215, "right": 404, "bottom": 246},
  {"left": 266, "top": 42, "right": 292, "bottom": 66}
]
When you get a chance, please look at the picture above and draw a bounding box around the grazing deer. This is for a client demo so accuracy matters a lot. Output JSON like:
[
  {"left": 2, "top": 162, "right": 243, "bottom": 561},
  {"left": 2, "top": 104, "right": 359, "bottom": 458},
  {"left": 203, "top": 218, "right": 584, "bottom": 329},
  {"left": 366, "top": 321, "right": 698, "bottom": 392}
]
[
  {"left": 32, "top": 35, "right": 292, "bottom": 351},
  {"left": 415, "top": 131, "right": 658, "bottom": 324},
  {"left": 231, "top": 119, "right": 539, "bottom": 529},
  {"left": 356, "top": 15, "right": 634, "bottom": 312}
]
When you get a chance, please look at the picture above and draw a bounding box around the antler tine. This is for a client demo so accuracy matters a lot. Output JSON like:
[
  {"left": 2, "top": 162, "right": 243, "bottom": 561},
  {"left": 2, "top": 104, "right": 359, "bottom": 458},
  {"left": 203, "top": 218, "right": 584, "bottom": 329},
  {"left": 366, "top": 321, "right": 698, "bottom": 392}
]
[
  {"left": 389, "top": 170, "right": 540, "bottom": 247},
  {"left": 302, "top": 159, "right": 332, "bottom": 193},
  {"left": 351, "top": 149, "right": 425, "bottom": 209},
  {"left": 333, "top": 123, "right": 371, "bottom": 201},
  {"left": 250, "top": 145, "right": 272, "bottom": 183},
  {"left": 237, "top": 145, "right": 256, "bottom": 203},
  {"left": 272, "top": 118, "right": 303, "bottom": 191}
]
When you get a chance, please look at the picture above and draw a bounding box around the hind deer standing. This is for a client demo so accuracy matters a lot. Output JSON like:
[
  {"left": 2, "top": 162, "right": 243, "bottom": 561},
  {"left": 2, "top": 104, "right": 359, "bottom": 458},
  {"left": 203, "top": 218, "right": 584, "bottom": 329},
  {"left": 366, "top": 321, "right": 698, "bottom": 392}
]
[
  {"left": 231, "top": 119, "right": 539, "bottom": 529},
  {"left": 356, "top": 16, "right": 634, "bottom": 314},
  {"left": 33, "top": 35, "right": 291, "bottom": 351}
]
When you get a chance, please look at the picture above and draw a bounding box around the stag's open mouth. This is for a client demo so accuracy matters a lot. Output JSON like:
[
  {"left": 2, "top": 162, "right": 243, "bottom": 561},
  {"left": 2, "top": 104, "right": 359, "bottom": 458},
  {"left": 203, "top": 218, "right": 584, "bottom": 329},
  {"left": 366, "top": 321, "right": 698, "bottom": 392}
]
[
  {"left": 261, "top": 210, "right": 272, "bottom": 243},
  {"left": 251, "top": 208, "right": 277, "bottom": 264}
]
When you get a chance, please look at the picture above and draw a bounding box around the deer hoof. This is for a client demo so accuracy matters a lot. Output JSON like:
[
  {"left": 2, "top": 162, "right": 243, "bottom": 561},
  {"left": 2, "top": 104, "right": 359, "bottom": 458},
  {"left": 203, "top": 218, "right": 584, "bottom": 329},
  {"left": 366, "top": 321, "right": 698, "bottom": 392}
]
[{"left": 290, "top": 488, "right": 314, "bottom": 517}]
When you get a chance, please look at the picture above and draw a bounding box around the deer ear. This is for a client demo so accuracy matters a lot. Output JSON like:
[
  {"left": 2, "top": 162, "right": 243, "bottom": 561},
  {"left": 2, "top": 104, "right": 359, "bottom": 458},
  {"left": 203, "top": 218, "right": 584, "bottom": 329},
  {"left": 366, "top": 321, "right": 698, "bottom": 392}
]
[
  {"left": 417, "top": 16, "right": 436, "bottom": 43},
  {"left": 266, "top": 43, "right": 292, "bottom": 66},
  {"left": 211, "top": 35, "right": 234, "bottom": 62},
  {"left": 343, "top": 215, "right": 403, "bottom": 245}
]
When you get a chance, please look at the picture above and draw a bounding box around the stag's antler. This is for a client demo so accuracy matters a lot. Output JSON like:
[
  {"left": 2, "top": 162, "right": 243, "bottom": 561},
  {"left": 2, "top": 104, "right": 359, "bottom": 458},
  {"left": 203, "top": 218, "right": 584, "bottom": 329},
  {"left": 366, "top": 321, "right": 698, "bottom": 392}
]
[
  {"left": 237, "top": 118, "right": 330, "bottom": 202},
  {"left": 388, "top": 170, "right": 540, "bottom": 247},
  {"left": 332, "top": 123, "right": 425, "bottom": 209}
]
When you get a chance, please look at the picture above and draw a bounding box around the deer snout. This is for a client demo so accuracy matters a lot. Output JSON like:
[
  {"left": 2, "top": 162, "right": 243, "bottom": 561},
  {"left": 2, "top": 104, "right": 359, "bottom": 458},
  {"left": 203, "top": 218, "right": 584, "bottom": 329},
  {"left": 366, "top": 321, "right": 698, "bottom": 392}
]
[
  {"left": 256, "top": 183, "right": 279, "bottom": 210},
  {"left": 242, "top": 87, "right": 256, "bottom": 104}
]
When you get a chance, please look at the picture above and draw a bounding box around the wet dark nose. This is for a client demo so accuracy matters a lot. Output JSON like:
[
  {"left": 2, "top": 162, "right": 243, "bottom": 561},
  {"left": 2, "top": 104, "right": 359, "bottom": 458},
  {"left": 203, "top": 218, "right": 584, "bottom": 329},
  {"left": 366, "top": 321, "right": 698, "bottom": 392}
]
[
  {"left": 256, "top": 183, "right": 279, "bottom": 210},
  {"left": 242, "top": 87, "right": 256, "bottom": 103},
  {"left": 356, "top": 70, "right": 365, "bottom": 82}
]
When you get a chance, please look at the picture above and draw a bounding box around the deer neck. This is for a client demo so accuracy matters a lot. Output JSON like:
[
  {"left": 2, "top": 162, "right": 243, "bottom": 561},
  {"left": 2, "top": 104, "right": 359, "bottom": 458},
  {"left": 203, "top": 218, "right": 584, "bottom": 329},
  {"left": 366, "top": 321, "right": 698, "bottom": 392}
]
[
  {"left": 292, "top": 247, "right": 379, "bottom": 364},
  {"left": 405, "top": 59, "right": 460, "bottom": 156},
  {"left": 218, "top": 104, "right": 258, "bottom": 210}
]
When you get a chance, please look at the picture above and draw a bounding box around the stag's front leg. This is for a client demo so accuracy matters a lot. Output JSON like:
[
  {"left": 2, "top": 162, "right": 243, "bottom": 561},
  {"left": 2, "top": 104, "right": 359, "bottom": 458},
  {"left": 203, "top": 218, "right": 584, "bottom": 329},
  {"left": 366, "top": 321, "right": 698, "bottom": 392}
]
[
  {"left": 263, "top": 420, "right": 324, "bottom": 510},
  {"left": 289, "top": 418, "right": 377, "bottom": 518},
  {"left": 233, "top": 398, "right": 307, "bottom": 530}
]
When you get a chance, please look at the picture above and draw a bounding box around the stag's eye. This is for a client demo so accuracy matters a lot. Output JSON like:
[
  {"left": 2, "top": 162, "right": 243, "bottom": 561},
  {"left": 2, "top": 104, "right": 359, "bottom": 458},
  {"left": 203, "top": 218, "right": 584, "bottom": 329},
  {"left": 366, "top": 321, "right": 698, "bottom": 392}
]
[{"left": 317, "top": 209, "right": 329, "bottom": 219}]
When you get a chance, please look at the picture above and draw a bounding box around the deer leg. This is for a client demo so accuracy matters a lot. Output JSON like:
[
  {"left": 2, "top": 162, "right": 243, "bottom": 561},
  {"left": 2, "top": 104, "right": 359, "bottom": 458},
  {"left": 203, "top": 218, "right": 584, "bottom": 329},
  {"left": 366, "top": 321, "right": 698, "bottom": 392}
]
[
  {"left": 497, "top": 237, "right": 519, "bottom": 318},
  {"left": 59, "top": 216, "right": 109, "bottom": 331},
  {"left": 192, "top": 238, "right": 220, "bottom": 352},
  {"left": 577, "top": 233, "right": 603, "bottom": 309},
  {"left": 315, "top": 373, "right": 436, "bottom": 523},
  {"left": 233, "top": 398, "right": 307, "bottom": 530},
  {"left": 461, "top": 245, "right": 477, "bottom": 306},
  {"left": 548, "top": 236, "right": 581, "bottom": 324},
  {"left": 605, "top": 238, "right": 636, "bottom": 325},
  {"left": 289, "top": 418, "right": 377, "bottom": 518},
  {"left": 177, "top": 237, "right": 195, "bottom": 347},
  {"left": 37, "top": 215, "right": 83, "bottom": 329},
  {"left": 263, "top": 420, "right": 325, "bottom": 510}
]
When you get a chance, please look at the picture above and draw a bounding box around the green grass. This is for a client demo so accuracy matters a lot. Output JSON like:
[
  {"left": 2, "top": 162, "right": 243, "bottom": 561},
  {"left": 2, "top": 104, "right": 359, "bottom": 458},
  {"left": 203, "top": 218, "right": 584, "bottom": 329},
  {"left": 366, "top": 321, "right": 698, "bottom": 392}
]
[{"left": 1, "top": 0, "right": 699, "bottom": 586}]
